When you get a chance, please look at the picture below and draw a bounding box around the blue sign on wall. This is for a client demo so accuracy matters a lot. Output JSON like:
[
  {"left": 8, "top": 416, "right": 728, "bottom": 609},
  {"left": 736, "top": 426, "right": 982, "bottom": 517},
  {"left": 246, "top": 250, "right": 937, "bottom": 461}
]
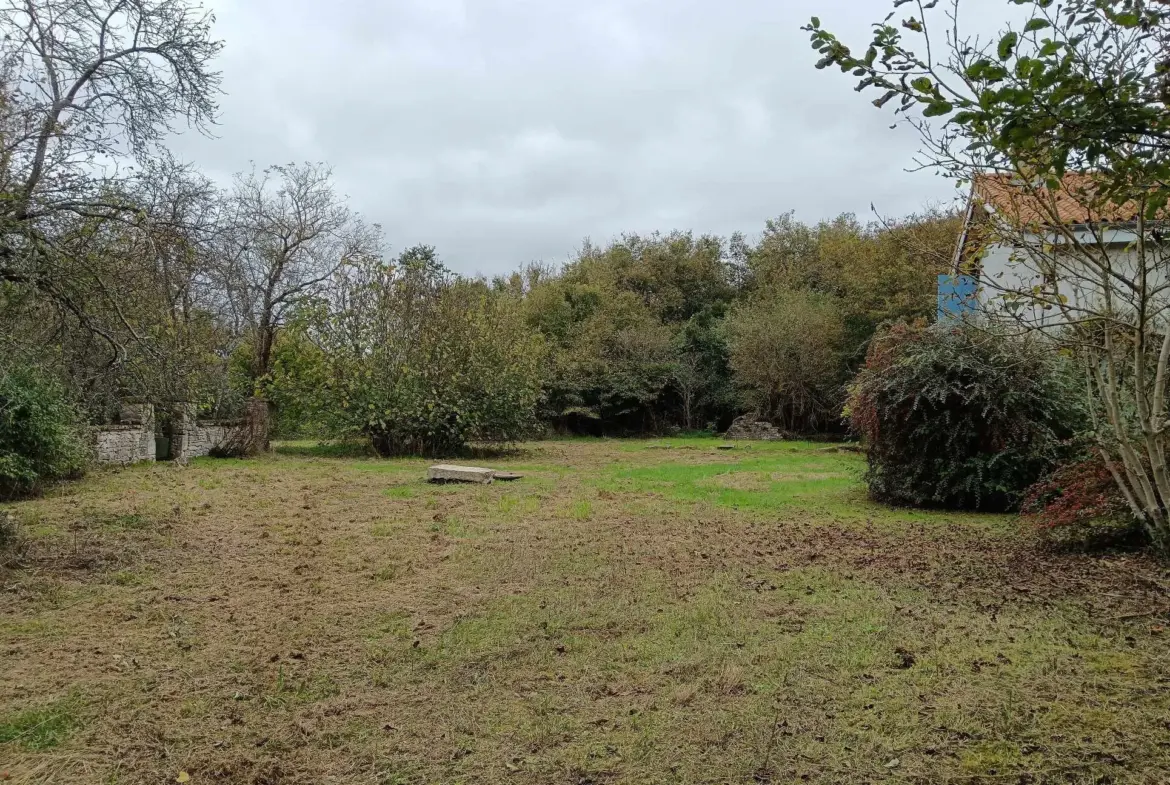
[{"left": 937, "top": 274, "right": 978, "bottom": 322}]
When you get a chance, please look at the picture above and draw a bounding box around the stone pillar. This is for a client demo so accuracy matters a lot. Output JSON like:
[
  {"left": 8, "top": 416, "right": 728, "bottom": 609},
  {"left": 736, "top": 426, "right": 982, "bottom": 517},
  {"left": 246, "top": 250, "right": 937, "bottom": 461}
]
[
  {"left": 120, "top": 403, "right": 155, "bottom": 462},
  {"left": 171, "top": 402, "right": 198, "bottom": 463}
]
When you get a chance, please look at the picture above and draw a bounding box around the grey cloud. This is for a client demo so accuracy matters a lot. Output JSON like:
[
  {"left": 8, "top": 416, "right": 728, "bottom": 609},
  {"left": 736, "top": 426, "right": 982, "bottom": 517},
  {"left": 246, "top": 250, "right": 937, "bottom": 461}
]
[{"left": 170, "top": 0, "right": 995, "bottom": 275}]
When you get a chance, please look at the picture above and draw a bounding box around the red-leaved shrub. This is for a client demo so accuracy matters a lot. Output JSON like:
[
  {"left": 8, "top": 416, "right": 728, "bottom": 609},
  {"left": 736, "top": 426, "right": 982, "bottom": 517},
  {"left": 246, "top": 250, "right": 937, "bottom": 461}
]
[{"left": 1021, "top": 455, "right": 1134, "bottom": 535}]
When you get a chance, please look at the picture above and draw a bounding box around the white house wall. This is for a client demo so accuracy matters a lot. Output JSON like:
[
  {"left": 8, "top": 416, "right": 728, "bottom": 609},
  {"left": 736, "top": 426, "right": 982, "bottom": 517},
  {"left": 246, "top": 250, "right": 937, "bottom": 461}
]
[{"left": 973, "top": 236, "right": 1169, "bottom": 328}]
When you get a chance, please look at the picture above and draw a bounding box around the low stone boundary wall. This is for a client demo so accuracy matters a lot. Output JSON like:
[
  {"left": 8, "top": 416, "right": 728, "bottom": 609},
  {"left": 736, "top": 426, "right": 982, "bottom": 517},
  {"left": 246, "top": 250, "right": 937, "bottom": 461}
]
[
  {"left": 92, "top": 400, "right": 269, "bottom": 466},
  {"left": 92, "top": 404, "right": 156, "bottom": 465},
  {"left": 172, "top": 400, "right": 269, "bottom": 462},
  {"left": 173, "top": 418, "right": 239, "bottom": 462},
  {"left": 94, "top": 425, "right": 156, "bottom": 465}
]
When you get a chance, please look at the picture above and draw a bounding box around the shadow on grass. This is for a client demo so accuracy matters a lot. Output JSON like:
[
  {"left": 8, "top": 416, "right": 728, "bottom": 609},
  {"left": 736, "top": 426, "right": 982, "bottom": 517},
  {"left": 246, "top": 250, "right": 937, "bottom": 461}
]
[
  {"left": 461, "top": 444, "right": 535, "bottom": 461},
  {"left": 273, "top": 440, "right": 534, "bottom": 462},
  {"left": 272, "top": 440, "right": 378, "bottom": 459}
]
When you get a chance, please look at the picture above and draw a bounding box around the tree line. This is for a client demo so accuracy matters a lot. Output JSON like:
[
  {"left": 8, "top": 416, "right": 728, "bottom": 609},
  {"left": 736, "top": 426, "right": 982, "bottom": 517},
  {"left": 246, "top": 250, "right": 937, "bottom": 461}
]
[
  {"left": 2, "top": 173, "right": 962, "bottom": 450},
  {"left": 0, "top": 0, "right": 960, "bottom": 470},
  {"left": 260, "top": 210, "right": 959, "bottom": 448},
  {"left": 1, "top": 152, "right": 961, "bottom": 452}
]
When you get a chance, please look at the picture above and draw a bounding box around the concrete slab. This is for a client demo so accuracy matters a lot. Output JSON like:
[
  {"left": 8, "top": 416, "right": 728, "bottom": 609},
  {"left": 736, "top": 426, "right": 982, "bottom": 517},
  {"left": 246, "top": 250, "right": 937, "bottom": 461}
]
[{"left": 427, "top": 464, "right": 496, "bottom": 484}]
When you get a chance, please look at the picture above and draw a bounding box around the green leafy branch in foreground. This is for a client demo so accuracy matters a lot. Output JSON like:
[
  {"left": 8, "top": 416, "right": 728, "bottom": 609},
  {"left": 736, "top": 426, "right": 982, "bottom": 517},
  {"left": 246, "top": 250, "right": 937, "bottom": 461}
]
[{"left": 806, "top": 0, "right": 1170, "bottom": 206}]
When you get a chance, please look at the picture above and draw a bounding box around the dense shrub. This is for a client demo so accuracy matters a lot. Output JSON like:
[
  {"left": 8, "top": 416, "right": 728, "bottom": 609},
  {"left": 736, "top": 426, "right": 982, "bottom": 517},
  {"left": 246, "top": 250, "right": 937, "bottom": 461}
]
[
  {"left": 1021, "top": 456, "right": 1140, "bottom": 549},
  {"left": 359, "top": 283, "right": 544, "bottom": 456},
  {"left": 0, "top": 365, "right": 87, "bottom": 499},
  {"left": 277, "top": 248, "right": 546, "bottom": 456},
  {"left": 726, "top": 289, "right": 847, "bottom": 432},
  {"left": 847, "top": 323, "right": 1083, "bottom": 511},
  {"left": 513, "top": 211, "right": 957, "bottom": 436}
]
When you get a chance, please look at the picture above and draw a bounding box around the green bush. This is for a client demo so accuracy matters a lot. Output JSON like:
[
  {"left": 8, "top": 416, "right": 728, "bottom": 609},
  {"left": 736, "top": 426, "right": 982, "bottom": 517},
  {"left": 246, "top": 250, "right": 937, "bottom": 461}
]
[
  {"left": 358, "top": 282, "right": 544, "bottom": 456},
  {"left": 726, "top": 289, "right": 847, "bottom": 432},
  {"left": 0, "top": 365, "right": 87, "bottom": 498},
  {"left": 847, "top": 323, "right": 1083, "bottom": 511},
  {"left": 277, "top": 248, "right": 546, "bottom": 457}
]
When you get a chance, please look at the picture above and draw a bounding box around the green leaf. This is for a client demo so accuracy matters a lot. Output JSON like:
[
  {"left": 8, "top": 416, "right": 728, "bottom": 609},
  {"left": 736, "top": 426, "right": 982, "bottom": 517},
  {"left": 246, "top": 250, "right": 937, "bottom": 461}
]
[
  {"left": 965, "top": 59, "right": 993, "bottom": 79},
  {"left": 810, "top": 16, "right": 820, "bottom": 28},
  {"left": 998, "top": 87, "right": 1032, "bottom": 107},
  {"left": 998, "top": 31, "right": 1018, "bottom": 61},
  {"left": 984, "top": 65, "right": 1008, "bottom": 83},
  {"left": 911, "top": 76, "right": 933, "bottom": 93},
  {"left": 1023, "top": 18, "right": 1050, "bottom": 33},
  {"left": 923, "top": 101, "right": 954, "bottom": 117}
]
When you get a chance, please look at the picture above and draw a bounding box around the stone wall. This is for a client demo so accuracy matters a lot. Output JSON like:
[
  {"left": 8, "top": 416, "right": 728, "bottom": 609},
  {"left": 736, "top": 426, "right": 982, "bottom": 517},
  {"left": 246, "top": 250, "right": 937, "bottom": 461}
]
[
  {"left": 171, "top": 400, "right": 270, "bottom": 462},
  {"left": 92, "top": 403, "right": 155, "bottom": 465},
  {"left": 91, "top": 401, "right": 269, "bottom": 465},
  {"left": 94, "top": 426, "right": 156, "bottom": 465},
  {"left": 173, "top": 421, "right": 237, "bottom": 462}
]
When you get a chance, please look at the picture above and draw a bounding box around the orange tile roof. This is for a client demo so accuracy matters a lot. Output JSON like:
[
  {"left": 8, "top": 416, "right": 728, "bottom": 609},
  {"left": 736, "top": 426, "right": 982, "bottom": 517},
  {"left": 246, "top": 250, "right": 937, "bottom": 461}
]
[{"left": 972, "top": 172, "right": 1148, "bottom": 227}]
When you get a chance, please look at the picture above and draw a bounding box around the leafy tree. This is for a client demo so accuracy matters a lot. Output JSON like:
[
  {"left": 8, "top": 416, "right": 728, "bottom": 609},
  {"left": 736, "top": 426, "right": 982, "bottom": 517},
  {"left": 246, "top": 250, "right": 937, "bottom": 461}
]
[
  {"left": 527, "top": 232, "right": 737, "bottom": 433},
  {"left": 744, "top": 213, "right": 825, "bottom": 293},
  {"left": 806, "top": 0, "right": 1170, "bottom": 199},
  {"left": 567, "top": 232, "right": 736, "bottom": 324},
  {"left": 279, "top": 247, "right": 545, "bottom": 456},
  {"left": 727, "top": 290, "right": 848, "bottom": 432},
  {"left": 671, "top": 305, "right": 736, "bottom": 431},
  {"left": 249, "top": 327, "right": 330, "bottom": 438},
  {"left": 746, "top": 210, "right": 957, "bottom": 358},
  {"left": 545, "top": 287, "right": 678, "bottom": 433}
]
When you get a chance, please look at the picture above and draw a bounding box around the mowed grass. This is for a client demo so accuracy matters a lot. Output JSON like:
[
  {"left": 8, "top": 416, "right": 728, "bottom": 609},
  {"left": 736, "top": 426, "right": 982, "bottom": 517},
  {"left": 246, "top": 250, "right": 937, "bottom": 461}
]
[{"left": 1, "top": 438, "right": 1169, "bottom": 784}]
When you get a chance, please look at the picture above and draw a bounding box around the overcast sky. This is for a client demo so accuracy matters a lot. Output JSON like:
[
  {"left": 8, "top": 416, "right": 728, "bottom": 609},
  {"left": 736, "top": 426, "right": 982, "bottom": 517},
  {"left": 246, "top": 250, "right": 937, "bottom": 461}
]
[{"left": 169, "top": 0, "right": 994, "bottom": 276}]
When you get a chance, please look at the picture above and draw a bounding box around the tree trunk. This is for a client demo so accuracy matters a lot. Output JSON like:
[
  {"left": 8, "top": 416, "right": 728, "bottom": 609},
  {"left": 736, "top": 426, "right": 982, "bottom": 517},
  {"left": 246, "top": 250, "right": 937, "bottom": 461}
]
[{"left": 253, "top": 323, "right": 276, "bottom": 387}]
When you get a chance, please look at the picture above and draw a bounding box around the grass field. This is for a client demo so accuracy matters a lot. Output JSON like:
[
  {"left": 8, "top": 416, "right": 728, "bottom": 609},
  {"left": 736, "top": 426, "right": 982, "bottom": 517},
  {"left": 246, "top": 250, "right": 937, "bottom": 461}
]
[{"left": 2, "top": 438, "right": 1169, "bottom": 784}]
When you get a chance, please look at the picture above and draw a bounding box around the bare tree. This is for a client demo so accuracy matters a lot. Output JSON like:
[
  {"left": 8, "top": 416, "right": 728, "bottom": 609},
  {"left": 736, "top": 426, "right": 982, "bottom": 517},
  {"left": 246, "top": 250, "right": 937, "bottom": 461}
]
[
  {"left": 0, "top": 154, "right": 232, "bottom": 417},
  {"left": 218, "top": 162, "right": 382, "bottom": 386},
  {"left": 109, "top": 155, "right": 230, "bottom": 407},
  {"left": 0, "top": 0, "right": 222, "bottom": 363}
]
